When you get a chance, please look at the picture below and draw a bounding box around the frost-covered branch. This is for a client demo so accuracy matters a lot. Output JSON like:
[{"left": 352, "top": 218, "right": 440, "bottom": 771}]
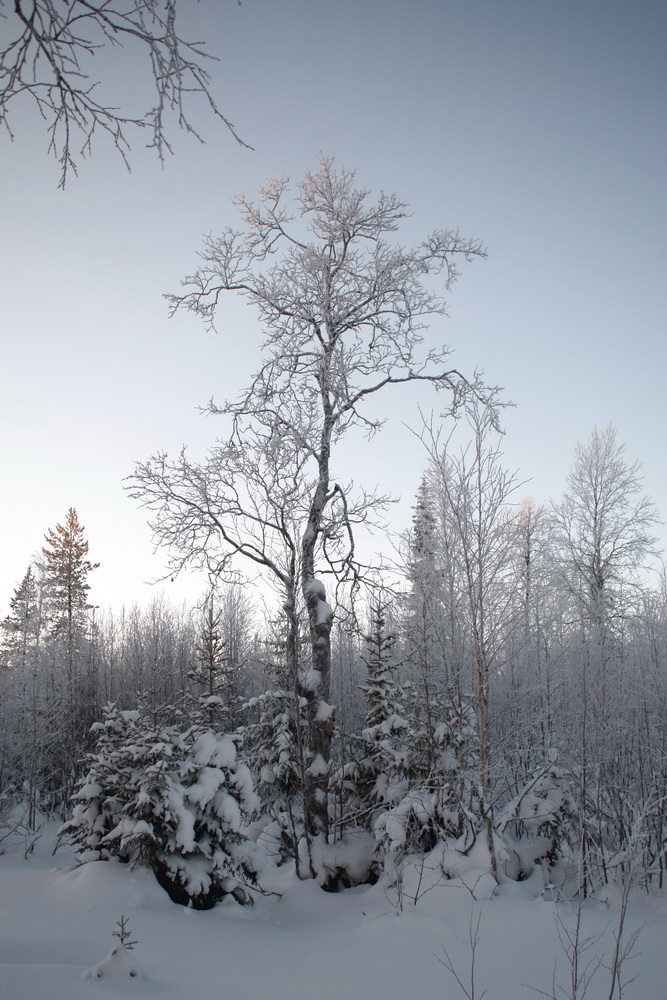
[{"left": 1, "top": 0, "right": 249, "bottom": 186}]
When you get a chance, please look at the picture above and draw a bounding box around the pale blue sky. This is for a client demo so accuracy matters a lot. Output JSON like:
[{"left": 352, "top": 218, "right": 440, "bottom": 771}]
[{"left": 1, "top": 0, "right": 665, "bottom": 611}]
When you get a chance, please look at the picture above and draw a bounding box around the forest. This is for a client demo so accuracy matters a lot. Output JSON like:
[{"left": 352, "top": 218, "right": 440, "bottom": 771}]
[{"left": 1, "top": 162, "right": 665, "bottom": 923}]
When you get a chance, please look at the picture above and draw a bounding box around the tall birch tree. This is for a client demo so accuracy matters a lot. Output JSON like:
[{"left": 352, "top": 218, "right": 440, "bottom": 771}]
[{"left": 129, "top": 157, "right": 487, "bottom": 858}]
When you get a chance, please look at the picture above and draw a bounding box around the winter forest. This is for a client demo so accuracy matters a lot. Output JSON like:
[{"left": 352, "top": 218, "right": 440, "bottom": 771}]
[{"left": 1, "top": 160, "right": 666, "bottom": 999}]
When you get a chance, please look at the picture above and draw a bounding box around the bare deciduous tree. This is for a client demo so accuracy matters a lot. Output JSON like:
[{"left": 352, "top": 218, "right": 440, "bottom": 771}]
[
  {"left": 1, "top": 0, "right": 248, "bottom": 186},
  {"left": 554, "top": 424, "right": 658, "bottom": 631},
  {"left": 426, "top": 400, "right": 520, "bottom": 877},
  {"left": 553, "top": 425, "right": 659, "bottom": 892},
  {"left": 129, "top": 157, "right": 488, "bottom": 857}
]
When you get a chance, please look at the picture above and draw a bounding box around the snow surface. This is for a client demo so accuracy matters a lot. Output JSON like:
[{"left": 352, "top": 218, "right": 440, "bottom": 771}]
[{"left": 1, "top": 822, "right": 666, "bottom": 1000}]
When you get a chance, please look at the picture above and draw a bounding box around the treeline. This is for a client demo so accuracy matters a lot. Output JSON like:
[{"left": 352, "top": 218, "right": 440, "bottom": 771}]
[{"left": 1, "top": 421, "right": 666, "bottom": 906}]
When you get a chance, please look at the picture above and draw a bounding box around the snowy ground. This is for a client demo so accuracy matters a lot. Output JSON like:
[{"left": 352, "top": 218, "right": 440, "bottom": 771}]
[{"left": 1, "top": 825, "right": 665, "bottom": 1000}]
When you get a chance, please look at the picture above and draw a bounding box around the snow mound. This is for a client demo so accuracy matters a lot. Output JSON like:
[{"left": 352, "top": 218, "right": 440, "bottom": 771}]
[{"left": 83, "top": 945, "right": 143, "bottom": 984}]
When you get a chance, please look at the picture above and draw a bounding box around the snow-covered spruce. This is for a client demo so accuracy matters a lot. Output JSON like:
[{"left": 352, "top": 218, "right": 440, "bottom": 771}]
[
  {"left": 332, "top": 601, "right": 480, "bottom": 887},
  {"left": 243, "top": 687, "right": 307, "bottom": 866},
  {"left": 497, "top": 756, "right": 575, "bottom": 882},
  {"left": 61, "top": 704, "right": 260, "bottom": 909}
]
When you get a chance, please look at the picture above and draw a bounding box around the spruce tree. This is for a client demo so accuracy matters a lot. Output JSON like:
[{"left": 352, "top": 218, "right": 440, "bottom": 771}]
[
  {"left": 62, "top": 703, "right": 260, "bottom": 909},
  {"left": 0, "top": 566, "right": 41, "bottom": 668},
  {"left": 243, "top": 625, "right": 310, "bottom": 872},
  {"left": 338, "top": 599, "right": 409, "bottom": 844},
  {"left": 361, "top": 600, "right": 402, "bottom": 730},
  {"left": 405, "top": 477, "right": 444, "bottom": 747},
  {"left": 189, "top": 596, "right": 230, "bottom": 727}
]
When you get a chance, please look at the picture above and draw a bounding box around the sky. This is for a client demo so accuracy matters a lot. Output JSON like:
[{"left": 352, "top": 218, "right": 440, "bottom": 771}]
[{"left": 1, "top": 0, "right": 666, "bottom": 613}]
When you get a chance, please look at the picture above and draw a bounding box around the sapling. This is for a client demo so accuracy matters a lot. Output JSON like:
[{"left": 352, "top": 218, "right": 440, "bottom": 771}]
[
  {"left": 436, "top": 909, "right": 487, "bottom": 1000},
  {"left": 112, "top": 915, "right": 138, "bottom": 951},
  {"left": 83, "top": 915, "right": 142, "bottom": 982}
]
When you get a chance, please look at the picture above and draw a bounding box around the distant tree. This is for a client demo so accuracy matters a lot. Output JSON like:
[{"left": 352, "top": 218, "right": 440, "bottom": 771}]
[
  {"left": 42, "top": 507, "right": 98, "bottom": 648},
  {"left": 553, "top": 425, "right": 659, "bottom": 892},
  {"left": 554, "top": 424, "right": 658, "bottom": 632},
  {"left": 129, "top": 157, "right": 489, "bottom": 863},
  {"left": 426, "top": 399, "right": 520, "bottom": 878},
  {"left": 1, "top": 0, "right": 248, "bottom": 186},
  {"left": 190, "top": 592, "right": 230, "bottom": 727},
  {"left": 0, "top": 566, "right": 41, "bottom": 668},
  {"left": 41, "top": 507, "right": 99, "bottom": 761},
  {"left": 210, "top": 581, "right": 256, "bottom": 726},
  {"left": 403, "top": 477, "right": 449, "bottom": 756},
  {"left": 496, "top": 497, "right": 563, "bottom": 769},
  {"left": 361, "top": 599, "right": 402, "bottom": 731}
]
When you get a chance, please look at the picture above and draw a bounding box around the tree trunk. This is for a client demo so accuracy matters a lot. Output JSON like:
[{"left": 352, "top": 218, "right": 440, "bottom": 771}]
[{"left": 301, "top": 455, "right": 335, "bottom": 840}]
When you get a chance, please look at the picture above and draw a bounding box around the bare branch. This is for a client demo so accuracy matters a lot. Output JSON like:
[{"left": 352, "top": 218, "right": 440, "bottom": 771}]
[{"left": 1, "top": 0, "right": 250, "bottom": 186}]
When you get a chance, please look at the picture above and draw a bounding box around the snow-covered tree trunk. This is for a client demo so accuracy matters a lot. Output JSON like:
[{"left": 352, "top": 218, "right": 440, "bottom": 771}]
[{"left": 301, "top": 412, "right": 336, "bottom": 839}]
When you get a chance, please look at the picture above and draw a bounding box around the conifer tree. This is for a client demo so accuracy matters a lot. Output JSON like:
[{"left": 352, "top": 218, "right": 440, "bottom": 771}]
[
  {"left": 42, "top": 508, "right": 98, "bottom": 647},
  {"left": 361, "top": 601, "right": 403, "bottom": 729},
  {"left": 190, "top": 595, "right": 230, "bottom": 727},
  {"left": 42, "top": 508, "right": 100, "bottom": 767},
  {"left": 404, "top": 478, "right": 444, "bottom": 753},
  {"left": 337, "top": 598, "right": 409, "bottom": 842},
  {"left": 0, "top": 566, "right": 41, "bottom": 668},
  {"left": 189, "top": 584, "right": 254, "bottom": 729},
  {"left": 403, "top": 477, "right": 470, "bottom": 798},
  {"left": 365, "top": 586, "right": 477, "bottom": 877},
  {"left": 243, "top": 623, "right": 311, "bottom": 872},
  {"left": 62, "top": 703, "right": 260, "bottom": 909}
]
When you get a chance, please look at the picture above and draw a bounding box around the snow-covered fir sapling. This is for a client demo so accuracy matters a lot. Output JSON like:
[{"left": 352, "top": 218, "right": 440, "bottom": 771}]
[
  {"left": 112, "top": 915, "right": 137, "bottom": 950},
  {"left": 373, "top": 693, "right": 479, "bottom": 888},
  {"left": 497, "top": 754, "right": 576, "bottom": 884},
  {"left": 62, "top": 703, "right": 261, "bottom": 909},
  {"left": 327, "top": 599, "right": 405, "bottom": 887},
  {"left": 331, "top": 606, "right": 401, "bottom": 876},
  {"left": 83, "top": 915, "right": 142, "bottom": 982},
  {"left": 242, "top": 609, "right": 334, "bottom": 878},
  {"left": 335, "top": 596, "right": 481, "bottom": 891},
  {"left": 58, "top": 703, "right": 138, "bottom": 860},
  {"left": 244, "top": 686, "right": 307, "bottom": 867}
]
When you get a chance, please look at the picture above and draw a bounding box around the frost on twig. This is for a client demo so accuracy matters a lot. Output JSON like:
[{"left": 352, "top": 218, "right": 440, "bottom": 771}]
[{"left": 1, "top": 0, "right": 250, "bottom": 186}]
